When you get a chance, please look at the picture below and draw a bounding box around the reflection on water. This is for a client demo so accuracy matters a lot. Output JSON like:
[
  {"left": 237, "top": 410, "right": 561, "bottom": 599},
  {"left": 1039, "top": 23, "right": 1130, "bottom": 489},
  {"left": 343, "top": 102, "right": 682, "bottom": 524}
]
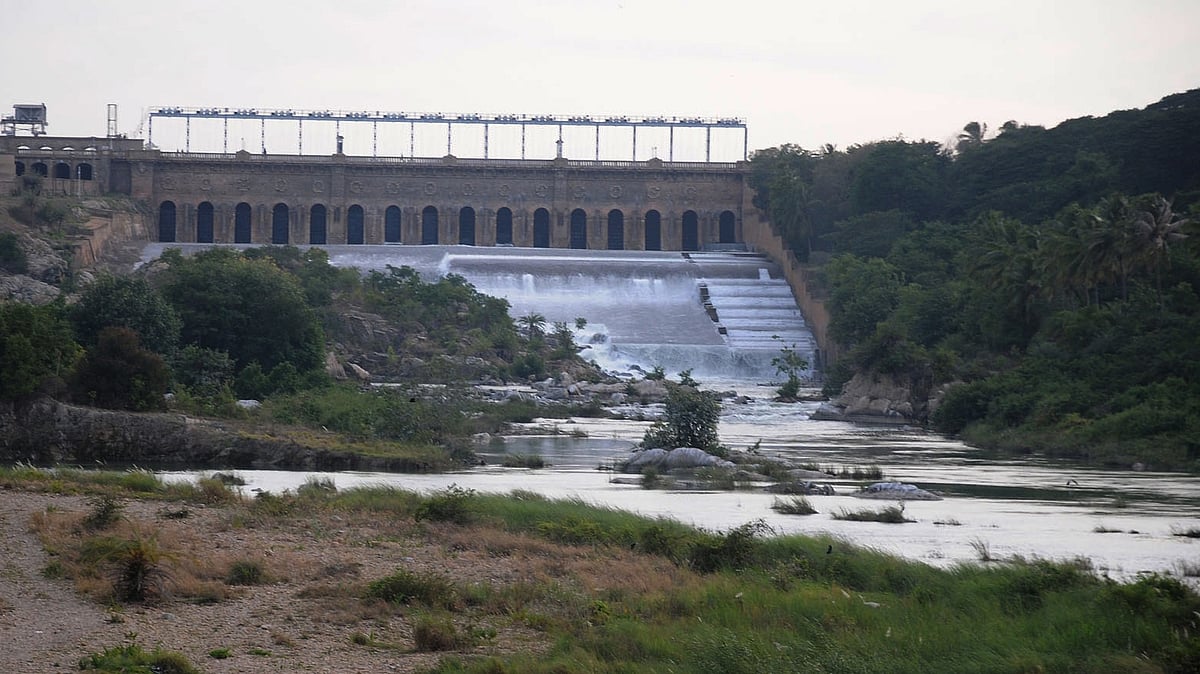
[{"left": 161, "top": 384, "right": 1200, "bottom": 582}]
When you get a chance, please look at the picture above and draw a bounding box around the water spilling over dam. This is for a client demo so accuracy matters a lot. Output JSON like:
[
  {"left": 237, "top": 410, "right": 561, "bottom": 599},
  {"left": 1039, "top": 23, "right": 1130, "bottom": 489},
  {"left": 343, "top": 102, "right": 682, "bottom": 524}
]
[{"left": 138, "top": 244, "right": 818, "bottom": 381}]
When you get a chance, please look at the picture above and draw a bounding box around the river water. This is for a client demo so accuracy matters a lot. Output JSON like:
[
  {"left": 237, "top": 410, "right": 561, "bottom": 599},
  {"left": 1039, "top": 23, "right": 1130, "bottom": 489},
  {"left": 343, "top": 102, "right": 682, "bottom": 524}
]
[
  {"left": 140, "top": 244, "right": 1199, "bottom": 580},
  {"left": 160, "top": 386, "right": 1200, "bottom": 582}
]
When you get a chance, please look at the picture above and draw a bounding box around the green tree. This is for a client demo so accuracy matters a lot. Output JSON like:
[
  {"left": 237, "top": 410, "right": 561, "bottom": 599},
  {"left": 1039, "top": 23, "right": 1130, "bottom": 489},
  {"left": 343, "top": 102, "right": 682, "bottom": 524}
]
[
  {"left": 158, "top": 249, "right": 324, "bottom": 374},
  {"left": 771, "top": 340, "right": 810, "bottom": 399},
  {"left": 970, "top": 213, "right": 1046, "bottom": 339},
  {"left": 71, "top": 275, "right": 181, "bottom": 355},
  {"left": 642, "top": 385, "right": 721, "bottom": 451},
  {"left": 70, "top": 327, "right": 170, "bottom": 411},
  {"left": 825, "top": 254, "right": 903, "bottom": 346},
  {"left": 170, "top": 345, "right": 234, "bottom": 398},
  {"left": 0, "top": 301, "right": 81, "bottom": 401}
]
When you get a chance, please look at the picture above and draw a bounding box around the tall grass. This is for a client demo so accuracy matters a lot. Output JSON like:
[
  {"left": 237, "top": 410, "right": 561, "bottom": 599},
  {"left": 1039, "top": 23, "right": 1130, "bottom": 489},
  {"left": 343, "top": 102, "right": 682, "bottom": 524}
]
[{"left": 831, "top": 503, "right": 913, "bottom": 523}]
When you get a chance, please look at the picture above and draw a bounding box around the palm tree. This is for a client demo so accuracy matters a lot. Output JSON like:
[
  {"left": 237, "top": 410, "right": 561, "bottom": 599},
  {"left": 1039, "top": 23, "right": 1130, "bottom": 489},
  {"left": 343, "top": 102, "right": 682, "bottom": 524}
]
[
  {"left": 1130, "top": 195, "right": 1191, "bottom": 307},
  {"left": 519, "top": 312, "right": 546, "bottom": 341},
  {"left": 955, "top": 121, "right": 988, "bottom": 154},
  {"left": 973, "top": 214, "right": 1044, "bottom": 334},
  {"left": 1086, "top": 195, "right": 1138, "bottom": 302}
]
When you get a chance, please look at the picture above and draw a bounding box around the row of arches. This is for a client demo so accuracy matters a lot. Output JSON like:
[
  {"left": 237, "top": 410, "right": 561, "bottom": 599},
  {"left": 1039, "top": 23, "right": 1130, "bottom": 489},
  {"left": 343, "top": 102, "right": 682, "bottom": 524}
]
[
  {"left": 14, "top": 160, "right": 94, "bottom": 180},
  {"left": 158, "top": 201, "right": 739, "bottom": 251}
]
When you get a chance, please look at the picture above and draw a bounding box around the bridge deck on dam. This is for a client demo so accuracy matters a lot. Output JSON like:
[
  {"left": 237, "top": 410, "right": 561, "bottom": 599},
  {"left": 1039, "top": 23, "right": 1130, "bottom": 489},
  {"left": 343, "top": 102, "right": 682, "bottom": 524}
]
[{"left": 135, "top": 244, "right": 815, "bottom": 380}]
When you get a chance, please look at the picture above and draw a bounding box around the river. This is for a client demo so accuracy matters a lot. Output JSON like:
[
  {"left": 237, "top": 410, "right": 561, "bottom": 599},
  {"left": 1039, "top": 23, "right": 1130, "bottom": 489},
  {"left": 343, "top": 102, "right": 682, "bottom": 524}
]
[{"left": 160, "top": 384, "right": 1200, "bottom": 583}]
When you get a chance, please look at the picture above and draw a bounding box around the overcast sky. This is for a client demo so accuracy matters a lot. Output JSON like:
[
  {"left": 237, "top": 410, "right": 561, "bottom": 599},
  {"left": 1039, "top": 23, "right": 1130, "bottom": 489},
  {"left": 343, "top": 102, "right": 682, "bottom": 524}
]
[{"left": 4, "top": 0, "right": 1198, "bottom": 158}]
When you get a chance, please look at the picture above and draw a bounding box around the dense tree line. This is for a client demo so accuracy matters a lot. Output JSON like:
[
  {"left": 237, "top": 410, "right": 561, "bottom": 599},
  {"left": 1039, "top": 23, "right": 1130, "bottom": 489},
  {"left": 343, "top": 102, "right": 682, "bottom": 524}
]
[
  {"left": 0, "top": 246, "right": 581, "bottom": 417},
  {"left": 750, "top": 89, "right": 1200, "bottom": 470}
]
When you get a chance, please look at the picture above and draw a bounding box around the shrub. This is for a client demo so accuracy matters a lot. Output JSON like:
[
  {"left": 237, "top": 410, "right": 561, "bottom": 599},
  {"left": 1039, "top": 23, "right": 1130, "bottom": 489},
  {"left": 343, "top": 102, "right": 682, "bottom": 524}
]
[
  {"left": 83, "top": 496, "right": 124, "bottom": 531},
  {"left": 81, "top": 531, "right": 173, "bottom": 603},
  {"left": 194, "top": 477, "right": 236, "bottom": 505},
  {"left": 412, "top": 614, "right": 468, "bottom": 652},
  {"left": 366, "top": 568, "right": 458, "bottom": 608},
  {"left": 415, "top": 485, "right": 477, "bottom": 524},
  {"left": 297, "top": 475, "right": 337, "bottom": 496},
  {"left": 832, "top": 503, "right": 913, "bottom": 523},
  {"left": 78, "top": 643, "right": 199, "bottom": 673},
  {"left": 688, "top": 520, "right": 771, "bottom": 573},
  {"left": 500, "top": 454, "right": 546, "bottom": 468},
  {"left": 226, "top": 560, "right": 268, "bottom": 586},
  {"left": 771, "top": 496, "right": 817, "bottom": 515}
]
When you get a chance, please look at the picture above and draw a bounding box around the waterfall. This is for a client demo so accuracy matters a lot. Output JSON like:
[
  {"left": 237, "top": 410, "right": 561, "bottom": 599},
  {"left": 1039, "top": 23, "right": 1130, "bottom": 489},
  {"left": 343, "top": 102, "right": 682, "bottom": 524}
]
[{"left": 138, "top": 243, "right": 818, "bottom": 383}]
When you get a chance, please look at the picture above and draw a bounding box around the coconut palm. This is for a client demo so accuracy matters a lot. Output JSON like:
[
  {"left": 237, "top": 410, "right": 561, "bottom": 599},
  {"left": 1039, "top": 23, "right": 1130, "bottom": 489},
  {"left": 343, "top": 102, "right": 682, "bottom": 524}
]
[
  {"left": 519, "top": 312, "right": 546, "bottom": 341},
  {"left": 1130, "top": 195, "right": 1190, "bottom": 307},
  {"left": 973, "top": 214, "right": 1044, "bottom": 332},
  {"left": 955, "top": 121, "right": 988, "bottom": 153}
]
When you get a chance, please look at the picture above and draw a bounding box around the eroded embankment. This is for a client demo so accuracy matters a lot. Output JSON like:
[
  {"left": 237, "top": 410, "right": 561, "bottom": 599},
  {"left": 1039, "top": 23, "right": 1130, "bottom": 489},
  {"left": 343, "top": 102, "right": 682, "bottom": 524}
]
[{"left": 0, "top": 399, "right": 451, "bottom": 472}]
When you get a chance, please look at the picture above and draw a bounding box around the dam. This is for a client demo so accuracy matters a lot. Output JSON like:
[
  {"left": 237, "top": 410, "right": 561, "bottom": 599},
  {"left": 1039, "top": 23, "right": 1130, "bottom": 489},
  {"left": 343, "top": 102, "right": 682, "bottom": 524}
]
[{"left": 139, "top": 243, "right": 817, "bottom": 381}]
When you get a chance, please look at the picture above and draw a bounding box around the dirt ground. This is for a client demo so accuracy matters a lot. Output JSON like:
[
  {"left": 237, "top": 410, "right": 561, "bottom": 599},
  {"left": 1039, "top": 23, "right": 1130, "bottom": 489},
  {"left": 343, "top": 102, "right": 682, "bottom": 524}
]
[{"left": 0, "top": 488, "right": 574, "bottom": 673}]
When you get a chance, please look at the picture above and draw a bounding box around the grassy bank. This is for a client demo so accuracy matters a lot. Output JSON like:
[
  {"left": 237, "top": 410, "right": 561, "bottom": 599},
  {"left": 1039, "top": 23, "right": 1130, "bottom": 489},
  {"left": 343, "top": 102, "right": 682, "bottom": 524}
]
[{"left": 11, "top": 467, "right": 1200, "bottom": 673}]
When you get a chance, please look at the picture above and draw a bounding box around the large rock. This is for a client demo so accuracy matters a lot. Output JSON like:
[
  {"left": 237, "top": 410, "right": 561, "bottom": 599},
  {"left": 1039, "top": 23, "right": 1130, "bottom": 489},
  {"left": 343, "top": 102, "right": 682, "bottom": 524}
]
[
  {"left": 812, "top": 372, "right": 930, "bottom": 425},
  {"left": 18, "top": 234, "right": 69, "bottom": 285},
  {"left": 623, "top": 447, "right": 735, "bottom": 472},
  {"left": 0, "top": 274, "right": 60, "bottom": 305},
  {"left": 855, "top": 482, "right": 942, "bottom": 501}
]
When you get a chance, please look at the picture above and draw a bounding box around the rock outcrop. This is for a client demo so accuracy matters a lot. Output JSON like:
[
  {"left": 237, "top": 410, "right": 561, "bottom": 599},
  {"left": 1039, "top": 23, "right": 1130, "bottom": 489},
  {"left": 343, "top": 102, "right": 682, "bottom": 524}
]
[
  {"left": 811, "top": 371, "right": 936, "bottom": 425},
  {"left": 0, "top": 233, "right": 70, "bottom": 305},
  {"left": 0, "top": 399, "right": 455, "bottom": 472}
]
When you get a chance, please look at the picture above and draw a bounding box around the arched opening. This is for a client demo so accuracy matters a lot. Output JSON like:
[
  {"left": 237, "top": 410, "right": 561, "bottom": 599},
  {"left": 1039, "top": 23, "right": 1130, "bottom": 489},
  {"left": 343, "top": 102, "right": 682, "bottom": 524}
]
[
  {"left": 77, "top": 163, "right": 94, "bottom": 180},
  {"left": 421, "top": 206, "right": 439, "bottom": 244},
  {"left": 459, "top": 206, "right": 476, "bottom": 245},
  {"left": 533, "top": 208, "right": 550, "bottom": 248},
  {"left": 234, "top": 202, "right": 252, "bottom": 243},
  {"left": 310, "top": 204, "right": 327, "bottom": 244},
  {"left": 607, "top": 209, "right": 625, "bottom": 250},
  {"left": 272, "top": 203, "right": 290, "bottom": 244},
  {"left": 53, "top": 162, "right": 70, "bottom": 179},
  {"left": 32, "top": 162, "right": 48, "bottom": 177},
  {"left": 495, "top": 207, "right": 513, "bottom": 245},
  {"left": 385, "top": 206, "right": 402, "bottom": 243},
  {"left": 682, "top": 210, "right": 699, "bottom": 251},
  {"left": 644, "top": 210, "right": 662, "bottom": 251},
  {"left": 14, "top": 161, "right": 25, "bottom": 176},
  {"left": 719, "top": 210, "right": 736, "bottom": 243},
  {"left": 347, "top": 205, "right": 365, "bottom": 244},
  {"left": 196, "top": 201, "right": 214, "bottom": 243},
  {"left": 569, "top": 209, "right": 588, "bottom": 249},
  {"left": 158, "top": 201, "right": 177, "bottom": 242}
]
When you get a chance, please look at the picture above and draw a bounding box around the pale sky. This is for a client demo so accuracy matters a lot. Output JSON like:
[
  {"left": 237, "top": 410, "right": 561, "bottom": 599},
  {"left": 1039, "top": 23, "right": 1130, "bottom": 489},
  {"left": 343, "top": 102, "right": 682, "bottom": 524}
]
[{"left": 4, "top": 0, "right": 1198, "bottom": 158}]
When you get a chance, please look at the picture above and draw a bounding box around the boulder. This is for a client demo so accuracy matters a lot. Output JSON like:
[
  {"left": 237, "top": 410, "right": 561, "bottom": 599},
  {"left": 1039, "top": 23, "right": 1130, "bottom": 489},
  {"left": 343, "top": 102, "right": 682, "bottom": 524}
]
[
  {"left": 855, "top": 482, "right": 942, "bottom": 501},
  {"left": 768, "top": 480, "right": 836, "bottom": 495},
  {"left": 623, "top": 447, "right": 735, "bottom": 473},
  {"left": 347, "top": 363, "right": 371, "bottom": 382},
  {"left": 324, "top": 352, "right": 347, "bottom": 380}
]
